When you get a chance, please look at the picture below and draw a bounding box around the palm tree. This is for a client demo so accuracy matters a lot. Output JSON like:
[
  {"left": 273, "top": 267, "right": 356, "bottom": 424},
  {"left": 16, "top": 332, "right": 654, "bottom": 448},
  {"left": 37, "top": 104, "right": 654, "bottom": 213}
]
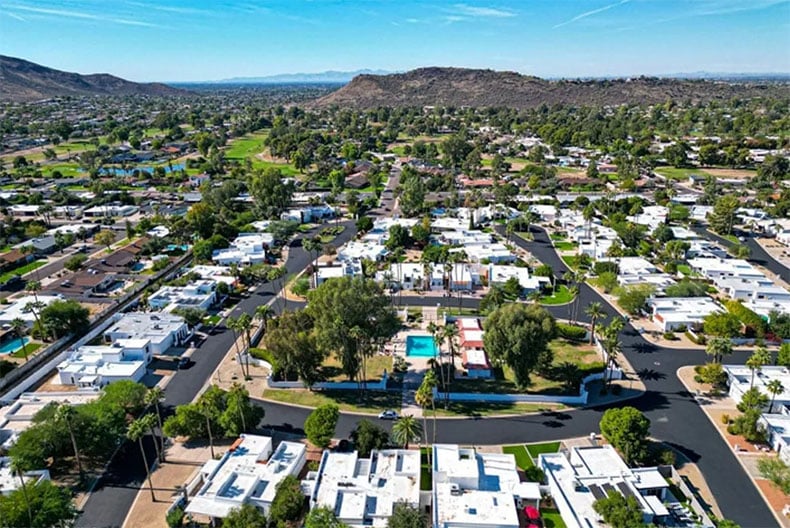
[
  {"left": 706, "top": 337, "right": 733, "bottom": 364},
  {"left": 427, "top": 322, "right": 446, "bottom": 403},
  {"left": 237, "top": 313, "right": 253, "bottom": 377},
  {"left": 226, "top": 316, "right": 247, "bottom": 379},
  {"left": 442, "top": 323, "right": 459, "bottom": 384},
  {"left": 767, "top": 379, "right": 785, "bottom": 413},
  {"left": 267, "top": 266, "right": 288, "bottom": 312},
  {"left": 746, "top": 347, "right": 771, "bottom": 389},
  {"left": 25, "top": 280, "right": 41, "bottom": 303},
  {"left": 22, "top": 301, "right": 46, "bottom": 341},
  {"left": 392, "top": 415, "right": 422, "bottom": 449},
  {"left": 145, "top": 387, "right": 166, "bottom": 462},
  {"left": 585, "top": 302, "right": 605, "bottom": 345},
  {"left": 422, "top": 370, "right": 439, "bottom": 446},
  {"left": 254, "top": 305, "right": 274, "bottom": 335},
  {"left": 303, "top": 236, "right": 323, "bottom": 289},
  {"left": 414, "top": 385, "right": 432, "bottom": 458},
  {"left": 55, "top": 404, "right": 83, "bottom": 479},
  {"left": 198, "top": 398, "right": 216, "bottom": 459},
  {"left": 9, "top": 458, "right": 33, "bottom": 527},
  {"left": 10, "top": 318, "right": 28, "bottom": 361},
  {"left": 128, "top": 416, "right": 156, "bottom": 502}
]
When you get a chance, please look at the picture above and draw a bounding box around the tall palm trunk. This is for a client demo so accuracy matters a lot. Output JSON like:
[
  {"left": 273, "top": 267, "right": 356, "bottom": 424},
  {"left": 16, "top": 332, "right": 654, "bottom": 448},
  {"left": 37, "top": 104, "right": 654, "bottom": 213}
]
[
  {"left": 66, "top": 422, "right": 83, "bottom": 478},
  {"left": 205, "top": 413, "right": 215, "bottom": 459},
  {"left": 153, "top": 402, "right": 165, "bottom": 462},
  {"left": 138, "top": 437, "right": 156, "bottom": 502},
  {"left": 147, "top": 423, "right": 162, "bottom": 465},
  {"left": 15, "top": 468, "right": 33, "bottom": 527}
]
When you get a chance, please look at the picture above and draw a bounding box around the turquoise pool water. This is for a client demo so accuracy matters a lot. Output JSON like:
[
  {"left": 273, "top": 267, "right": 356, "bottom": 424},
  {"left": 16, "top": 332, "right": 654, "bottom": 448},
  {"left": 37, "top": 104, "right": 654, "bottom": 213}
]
[
  {"left": 406, "top": 335, "right": 439, "bottom": 358},
  {"left": 0, "top": 337, "right": 28, "bottom": 355}
]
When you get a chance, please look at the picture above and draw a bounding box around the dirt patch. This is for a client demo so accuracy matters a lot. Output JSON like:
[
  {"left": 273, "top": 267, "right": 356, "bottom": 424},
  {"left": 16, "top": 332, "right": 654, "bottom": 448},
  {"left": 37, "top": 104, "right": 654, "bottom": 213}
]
[
  {"left": 755, "top": 479, "right": 790, "bottom": 516},
  {"left": 704, "top": 168, "right": 757, "bottom": 179}
]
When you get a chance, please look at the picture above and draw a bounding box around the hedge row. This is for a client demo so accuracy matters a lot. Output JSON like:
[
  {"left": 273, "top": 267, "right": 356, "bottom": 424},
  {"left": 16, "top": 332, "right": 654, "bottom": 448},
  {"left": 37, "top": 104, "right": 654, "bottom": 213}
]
[{"left": 557, "top": 323, "right": 588, "bottom": 341}]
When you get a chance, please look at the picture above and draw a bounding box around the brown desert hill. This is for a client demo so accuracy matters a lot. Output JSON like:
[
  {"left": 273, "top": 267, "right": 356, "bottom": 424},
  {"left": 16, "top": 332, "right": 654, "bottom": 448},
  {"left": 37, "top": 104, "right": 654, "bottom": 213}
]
[
  {"left": 0, "top": 55, "right": 190, "bottom": 102},
  {"left": 313, "top": 67, "right": 790, "bottom": 108}
]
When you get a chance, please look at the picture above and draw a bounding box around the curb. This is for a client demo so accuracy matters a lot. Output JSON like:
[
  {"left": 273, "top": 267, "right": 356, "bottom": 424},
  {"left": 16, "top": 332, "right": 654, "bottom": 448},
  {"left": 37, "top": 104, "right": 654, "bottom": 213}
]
[{"left": 675, "top": 366, "right": 786, "bottom": 528}]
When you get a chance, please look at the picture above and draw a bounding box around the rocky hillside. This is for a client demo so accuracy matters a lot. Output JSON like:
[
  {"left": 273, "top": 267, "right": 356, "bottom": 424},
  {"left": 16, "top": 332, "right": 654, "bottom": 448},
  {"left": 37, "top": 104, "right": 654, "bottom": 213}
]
[
  {"left": 314, "top": 67, "right": 789, "bottom": 108},
  {"left": 0, "top": 55, "right": 189, "bottom": 102}
]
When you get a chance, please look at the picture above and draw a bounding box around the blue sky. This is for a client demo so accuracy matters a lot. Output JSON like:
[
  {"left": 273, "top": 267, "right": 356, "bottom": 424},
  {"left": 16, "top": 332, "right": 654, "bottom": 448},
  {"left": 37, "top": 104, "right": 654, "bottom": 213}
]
[{"left": 1, "top": 0, "right": 789, "bottom": 82}]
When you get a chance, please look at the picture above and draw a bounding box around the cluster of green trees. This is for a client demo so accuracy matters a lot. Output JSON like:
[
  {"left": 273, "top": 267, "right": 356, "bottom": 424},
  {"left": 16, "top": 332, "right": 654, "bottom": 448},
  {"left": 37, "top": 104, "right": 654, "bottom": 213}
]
[
  {"left": 162, "top": 384, "right": 263, "bottom": 455},
  {"left": 264, "top": 276, "right": 400, "bottom": 387}
]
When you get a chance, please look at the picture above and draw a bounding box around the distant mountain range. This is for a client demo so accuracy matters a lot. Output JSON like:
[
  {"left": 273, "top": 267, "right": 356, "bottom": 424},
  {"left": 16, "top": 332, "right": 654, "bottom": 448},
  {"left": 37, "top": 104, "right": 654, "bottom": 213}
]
[
  {"left": 0, "top": 55, "right": 188, "bottom": 102},
  {"left": 199, "top": 69, "right": 393, "bottom": 85},
  {"left": 314, "top": 67, "right": 790, "bottom": 109}
]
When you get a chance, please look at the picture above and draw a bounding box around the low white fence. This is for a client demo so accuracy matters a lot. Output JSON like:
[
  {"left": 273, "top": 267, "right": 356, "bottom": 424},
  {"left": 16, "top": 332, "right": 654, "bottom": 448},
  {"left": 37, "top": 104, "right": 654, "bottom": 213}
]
[
  {"left": 436, "top": 368, "right": 620, "bottom": 405},
  {"left": 266, "top": 371, "right": 389, "bottom": 391}
]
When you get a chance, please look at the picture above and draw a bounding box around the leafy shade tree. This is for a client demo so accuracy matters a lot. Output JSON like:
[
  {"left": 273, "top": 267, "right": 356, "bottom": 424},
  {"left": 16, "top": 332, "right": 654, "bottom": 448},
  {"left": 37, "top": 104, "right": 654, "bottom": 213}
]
[
  {"left": 709, "top": 194, "right": 741, "bottom": 236},
  {"left": 350, "top": 419, "right": 390, "bottom": 457},
  {"left": 95, "top": 229, "right": 116, "bottom": 251},
  {"left": 391, "top": 415, "right": 422, "bottom": 449},
  {"left": 304, "top": 404, "right": 340, "bottom": 448},
  {"left": 223, "top": 503, "right": 267, "bottom": 528},
  {"left": 599, "top": 407, "right": 651, "bottom": 465},
  {"left": 38, "top": 299, "right": 90, "bottom": 339},
  {"left": 593, "top": 491, "right": 647, "bottom": 528},
  {"left": 263, "top": 310, "right": 326, "bottom": 387},
  {"left": 250, "top": 167, "right": 295, "bottom": 219},
  {"left": 703, "top": 312, "right": 742, "bottom": 338},
  {"left": 307, "top": 276, "right": 399, "bottom": 384},
  {"left": 615, "top": 284, "right": 654, "bottom": 316},
  {"left": 219, "top": 382, "right": 264, "bottom": 437},
  {"left": 268, "top": 475, "right": 305, "bottom": 526},
  {"left": 0, "top": 480, "right": 78, "bottom": 528},
  {"left": 101, "top": 379, "right": 148, "bottom": 415},
  {"left": 706, "top": 337, "right": 734, "bottom": 364},
  {"left": 356, "top": 216, "right": 374, "bottom": 233},
  {"left": 55, "top": 404, "right": 84, "bottom": 478},
  {"left": 171, "top": 307, "right": 206, "bottom": 328},
  {"left": 483, "top": 303, "right": 557, "bottom": 388},
  {"left": 304, "top": 506, "right": 349, "bottom": 528},
  {"left": 387, "top": 502, "right": 427, "bottom": 528}
]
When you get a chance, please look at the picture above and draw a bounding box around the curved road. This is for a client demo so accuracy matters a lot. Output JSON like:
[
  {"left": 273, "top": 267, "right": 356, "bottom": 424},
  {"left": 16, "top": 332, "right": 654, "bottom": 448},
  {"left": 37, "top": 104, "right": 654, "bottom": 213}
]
[{"left": 79, "top": 222, "right": 780, "bottom": 528}]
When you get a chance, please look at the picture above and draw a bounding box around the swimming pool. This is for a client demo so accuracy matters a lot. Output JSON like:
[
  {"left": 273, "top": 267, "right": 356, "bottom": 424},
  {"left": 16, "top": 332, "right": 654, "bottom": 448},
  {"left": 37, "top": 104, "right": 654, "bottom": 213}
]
[
  {"left": 405, "top": 335, "right": 439, "bottom": 358},
  {"left": 0, "top": 337, "right": 28, "bottom": 355}
]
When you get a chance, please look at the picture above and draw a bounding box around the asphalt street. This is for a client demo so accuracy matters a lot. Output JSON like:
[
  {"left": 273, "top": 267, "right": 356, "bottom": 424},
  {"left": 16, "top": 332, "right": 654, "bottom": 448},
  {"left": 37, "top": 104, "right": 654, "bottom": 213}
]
[
  {"left": 75, "top": 222, "right": 357, "bottom": 528},
  {"left": 76, "top": 221, "right": 780, "bottom": 528}
]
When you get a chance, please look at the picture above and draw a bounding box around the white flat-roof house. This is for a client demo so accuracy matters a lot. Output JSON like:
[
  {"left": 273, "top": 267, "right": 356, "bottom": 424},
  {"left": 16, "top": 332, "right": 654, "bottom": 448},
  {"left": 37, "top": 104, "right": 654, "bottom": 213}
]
[
  {"left": 715, "top": 277, "right": 790, "bottom": 304},
  {"left": 83, "top": 204, "right": 139, "bottom": 217},
  {"left": 57, "top": 345, "right": 147, "bottom": 387},
  {"left": 0, "top": 457, "right": 49, "bottom": 495},
  {"left": 185, "top": 435, "right": 306, "bottom": 520},
  {"left": 0, "top": 295, "right": 62, "bottom": 328},
  {"left": 104, "top": 312, "right": 190, "bottom": 355},
  {"left": 305, "top": 449, "right": 421, "bottom": 528},
  {"left": 147, "top": 280, "right": 217, "bottom": 312},
  {"left": 540, "top": 446, "right": 671, "bottom": 528},
  {"left": 212, "top": 233, "right": 272, "bottom": 266},
  {"left": 649, "top": 297, "right": 723, "bottom": 331},
  {"left": 759, "top": 414, "right": 790, "bottom": 464},
  {"left": 724, "top": 365, "right": 790, "bottom": 410},
  {"left": 687, "top": 257, "right": 764, "bottom": 281},
  {"left": 432, "top": 444, "right": 532, "bottom": 528},
  {"left": 486, "top": 265, "right": 546, "bottom": 294},
  {"left": 186, "top": 265, "right": 237, "bottom": 286},
  {"left": 338, "top": 241, "right": 389, "bottom": 263}
]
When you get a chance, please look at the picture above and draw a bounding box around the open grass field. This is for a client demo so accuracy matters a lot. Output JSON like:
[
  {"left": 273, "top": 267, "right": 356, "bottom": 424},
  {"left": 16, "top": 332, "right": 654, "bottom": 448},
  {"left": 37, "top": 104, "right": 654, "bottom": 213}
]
[
  {"left": 553, "top": 241, "right": 577, "bottom": 251},
  {"left": 447, "top": 338, "right": 603, "bottom": 395},
  {"left": 432, "top": 401, "right": 562, "bottom": 417},
  {"left": 224, "top": 132, "right": 269, "bottom": 159},
  {"left": 261, "top": 388, "right": 402, "bottom": 413},
  {"left": 654, "top": 166, "right": 712, "bottom": 180},
  {"left": 321, "top": 354, "right": 392, "bottom": 383}
]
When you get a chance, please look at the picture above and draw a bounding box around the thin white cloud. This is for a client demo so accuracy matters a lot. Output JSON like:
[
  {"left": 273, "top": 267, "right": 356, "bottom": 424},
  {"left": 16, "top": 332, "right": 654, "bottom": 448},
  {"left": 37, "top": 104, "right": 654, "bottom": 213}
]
[
  {"left": 3, "top": 3, "right": 167, "bottom": 28},
  {"left": 443, "top": 15, "right": 467, "bottom": 23},
  {"left": 123, "top": 1, "right": 211, "bottom": 16},
  {"left": 695, "top": 0, "right": 788, "bottom": 16},
  {"left": 4, "top": 10, "right": 26, "bottom": 21},
  {"left": 453, "top": 3, "right": 516, "bottom": 18},
  {"left": 552, "top": 0, "right": 630, "bottom": 29}
]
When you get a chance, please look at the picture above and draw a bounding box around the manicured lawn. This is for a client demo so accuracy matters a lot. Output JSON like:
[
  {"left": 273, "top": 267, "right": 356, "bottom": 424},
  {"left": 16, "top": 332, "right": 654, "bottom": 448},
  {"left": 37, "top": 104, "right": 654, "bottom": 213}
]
[
  {"left": 550, "top": 232, "right": 568, "bottom": 241},
  {"left": 447, "top": 339, "right": 603, "bottom": 396},
  {"left": 420, "top": 448, "right": 432, "bottom": 490},
  {"left": 250, "top": 159, "right": 299, "bottom": 176},
  {"left": 677, "top": 264, "right": 692, "bottom": 276},
  {"left": 261, "top": 388, "right": 402, "bottom": 413},
  {"left": 654, "top": 166, "right": 711, "bottom": 180},
  {"left": 224, "top": 132, "right": 269, "bottom": 159},
  {"left": 526, "top": 441, "right": 561, "bottom": 458},
  {"left": 321, "top": 354, "right": 392, "bottom": 383},
  {"left": 203, "top": 314, "right": 221, "bottom": 326},
  {"left": 542, "top": 508, "right": 567, "bottom": 528},
  {"left": 0, "top": 260, "right": 46, "bottom": 283},
  {"left": 553, "top": 241, "right": 577, "bottom": 251},
  {"left": 9, "top": 342, "right": 43, "bottom": 359},
  {"left": 560, "top": 255, "right": 582, "bottom": 269},
  {"left": 43, "top": 163, "right": 81, "bottom": 177},
  {"left": 502, "top": 445, "right": 534, "bottom": 469},
  {"left": 432, "top": 402, "right": 562, "bottom": 417},
  {"left": 540, "top": 285, "right": 574, "bottom": 305}
]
